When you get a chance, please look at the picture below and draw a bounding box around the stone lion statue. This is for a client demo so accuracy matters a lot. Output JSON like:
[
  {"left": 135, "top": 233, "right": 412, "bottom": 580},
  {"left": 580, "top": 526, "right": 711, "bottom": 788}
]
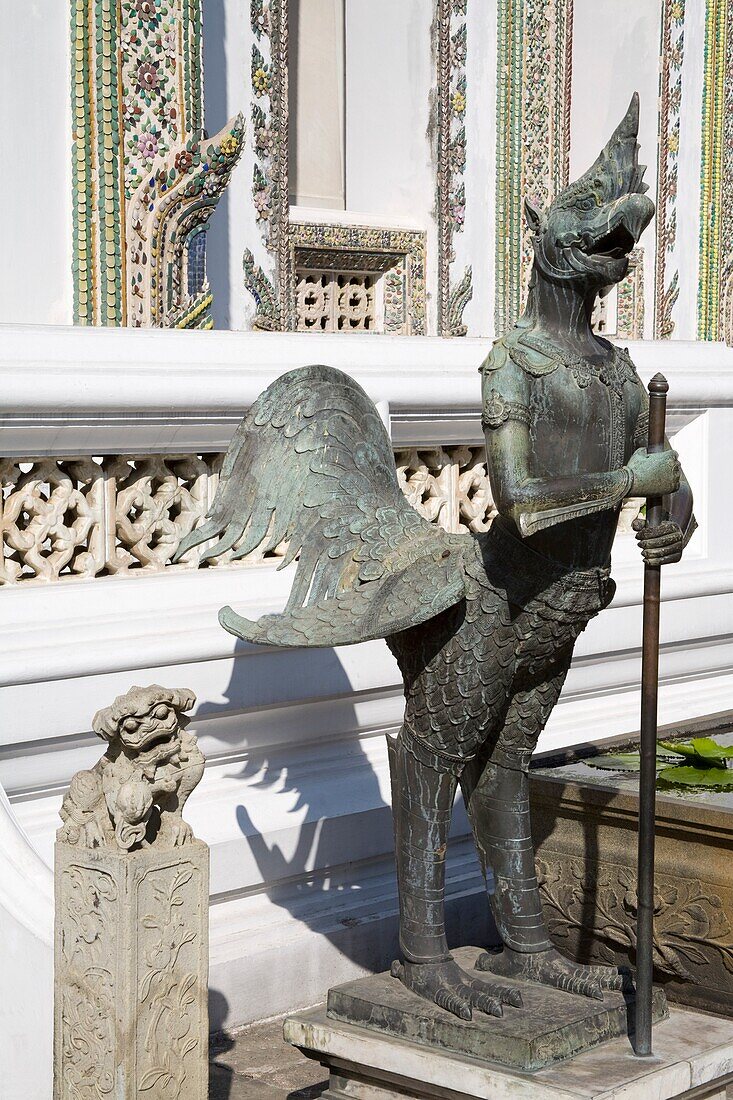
[{"left": 58, "top": 685, "right": 203, "bottom": 851}]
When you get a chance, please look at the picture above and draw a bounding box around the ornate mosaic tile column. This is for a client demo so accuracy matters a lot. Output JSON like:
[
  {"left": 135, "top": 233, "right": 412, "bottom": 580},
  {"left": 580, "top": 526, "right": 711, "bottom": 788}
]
[
  {"left": 654, "top": 0, "right": 687, "bottom": 338},
  {"left": 243, "top": 0, "right": 293, "bottom": 331},
  {"left": 698, "top": 0, "right": 733, "bottom": 342},
  {"left": 70, "top": 0, "right": 237, "bottom": 329},
  {"left": 435, "top": 0, "right": 473, "bottom": 337},
  {"left": 494, "top": 0, "right": 573, "bottom": 335}
]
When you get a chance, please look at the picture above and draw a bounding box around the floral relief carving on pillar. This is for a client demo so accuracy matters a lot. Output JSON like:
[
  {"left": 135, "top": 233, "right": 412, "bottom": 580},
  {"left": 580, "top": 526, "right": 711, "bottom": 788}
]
[
  {"left": 136, "top": 863, "right": 205, "bottom": 1094},
  {"left": 57, "top": 865, "right": 118, "bottom": 1099}
]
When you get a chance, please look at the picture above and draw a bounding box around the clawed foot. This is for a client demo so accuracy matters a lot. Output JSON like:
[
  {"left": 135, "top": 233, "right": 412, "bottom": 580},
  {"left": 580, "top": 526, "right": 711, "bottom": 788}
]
[
  {"left": 391, "top": 957, "right": 522, "bottom": 1021},
  {"left": 476, "top": 946, "right": 629, "bottom": 1000}
]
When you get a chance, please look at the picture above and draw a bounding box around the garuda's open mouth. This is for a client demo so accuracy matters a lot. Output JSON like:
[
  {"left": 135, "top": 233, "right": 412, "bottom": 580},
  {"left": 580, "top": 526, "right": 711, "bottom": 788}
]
[{"left": 585, "top": 223, "right": 636, "bottom": 259}]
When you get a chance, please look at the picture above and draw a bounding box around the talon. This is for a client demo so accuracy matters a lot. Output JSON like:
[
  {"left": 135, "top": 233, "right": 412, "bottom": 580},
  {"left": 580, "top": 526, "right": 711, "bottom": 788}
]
[
  {"left": 436, "top": 989, "right": 471, "bottom": 1021},
  {"left": 474, "top": 952, "right": 492, "bottom": 973},
  {"left": 475, "top": 993, "right": 503, "bottom": 1017},
  {"left": 390, "top": 960, "right": 404, "bottom": 980}
]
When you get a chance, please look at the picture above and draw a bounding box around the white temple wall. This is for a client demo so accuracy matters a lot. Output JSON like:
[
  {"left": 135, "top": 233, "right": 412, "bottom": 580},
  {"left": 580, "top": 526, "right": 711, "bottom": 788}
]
[{"left": 0, "top": 4, "right": 72, "bottom": 327}]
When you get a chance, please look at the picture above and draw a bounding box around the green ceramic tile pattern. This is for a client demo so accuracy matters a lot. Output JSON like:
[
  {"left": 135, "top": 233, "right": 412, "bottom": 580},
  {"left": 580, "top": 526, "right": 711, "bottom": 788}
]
[
  {"left": 71, "top": 0, "right": 95, "bottom": 325},
  {"left": 695, "top": 0, "right": 726, "bottom": 338},
  {"left": 95, "top": 0, "right": 123, "bottom": 326}
]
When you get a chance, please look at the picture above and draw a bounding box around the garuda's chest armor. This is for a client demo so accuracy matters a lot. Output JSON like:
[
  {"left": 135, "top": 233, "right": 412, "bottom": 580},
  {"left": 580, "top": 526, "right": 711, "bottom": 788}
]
[{"left": 481, "top": 330, "right": 648, "bottom": 481}]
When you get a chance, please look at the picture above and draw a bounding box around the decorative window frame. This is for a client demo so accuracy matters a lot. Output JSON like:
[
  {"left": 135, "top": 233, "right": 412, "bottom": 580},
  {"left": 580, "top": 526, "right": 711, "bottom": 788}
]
[
  {"left": 290, "top": 223, "right": 427, "bottom": 336},
  {"left": 245, "top": 0, "right": 453, "bottom": 337}
]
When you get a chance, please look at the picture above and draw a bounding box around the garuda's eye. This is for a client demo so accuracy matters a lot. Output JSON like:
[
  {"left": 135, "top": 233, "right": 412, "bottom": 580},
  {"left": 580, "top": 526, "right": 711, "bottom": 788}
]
[
  {"left": 123, "top": 717, "right": 138, "bottom": 733},
  {"left": 575, "top": 196, "right": 596, "bottom": 211},
  {"left": 153, "top": 704, "right": 170, "bottom": 720}
]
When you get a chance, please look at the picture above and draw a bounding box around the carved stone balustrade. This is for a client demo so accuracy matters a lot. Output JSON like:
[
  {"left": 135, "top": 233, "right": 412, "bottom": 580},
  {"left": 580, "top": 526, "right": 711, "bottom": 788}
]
[{"left": 1, "top": 446, "right": 496, "bottom": 585}]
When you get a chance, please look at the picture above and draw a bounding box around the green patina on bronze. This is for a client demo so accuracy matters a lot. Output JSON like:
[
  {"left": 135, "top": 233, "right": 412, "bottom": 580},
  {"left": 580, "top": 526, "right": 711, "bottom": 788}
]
[{"left": 176, "top": 96, "right": 696, "bottom": 1063}]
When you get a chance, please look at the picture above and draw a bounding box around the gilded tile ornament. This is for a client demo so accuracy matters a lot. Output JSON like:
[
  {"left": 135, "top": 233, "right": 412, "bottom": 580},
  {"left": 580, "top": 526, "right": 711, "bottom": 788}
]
[
  {"left": 70, "top": 0, "right": 235, "bottom": 328},
  {"left": 699, "top": 0, "right": 733, "bottom": 341},
  {"left": 436, "top": 0, "right": 472, "bottom": 336},
  {"left": 126, "top": 116, "right": 244, "bottom": 328},
  {"left": 495, "top": 0, "right": 573, "bottom": 334},
  {"left": 655, "top": 0, "right": 686, "bottom": 338}
]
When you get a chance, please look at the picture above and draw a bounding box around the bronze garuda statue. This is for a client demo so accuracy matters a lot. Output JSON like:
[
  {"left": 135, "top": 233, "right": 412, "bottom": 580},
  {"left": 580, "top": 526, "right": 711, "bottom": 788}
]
[{"left": 175, "top": 94, "right": 695, "bottom": 1021}]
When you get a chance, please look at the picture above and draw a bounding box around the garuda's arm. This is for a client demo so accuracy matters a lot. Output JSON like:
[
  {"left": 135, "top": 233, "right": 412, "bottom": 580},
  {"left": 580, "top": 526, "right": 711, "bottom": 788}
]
[
  {"left": 173, "top": 365, "right": 467, "bottom": 647},
  {"left": 631, "top": 391, "right": 696, "bottom": 564},
  {"left": 482, "top": 356, "right": 635, "bottom": 537}
]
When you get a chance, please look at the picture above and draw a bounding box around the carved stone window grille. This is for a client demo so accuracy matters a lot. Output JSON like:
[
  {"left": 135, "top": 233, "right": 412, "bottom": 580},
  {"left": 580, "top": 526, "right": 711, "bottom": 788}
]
[
  {"left": 0, "top": 445, "right": 494, "bottom": 586},
  {"left": 296, "top": 270, "right": 379, "bottom": 333}
]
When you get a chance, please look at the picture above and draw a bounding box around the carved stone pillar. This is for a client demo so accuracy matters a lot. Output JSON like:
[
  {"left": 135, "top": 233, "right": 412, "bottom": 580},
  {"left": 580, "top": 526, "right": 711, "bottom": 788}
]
[{"left": 53, "top": 685, "right": 208, "bottom": 1099}]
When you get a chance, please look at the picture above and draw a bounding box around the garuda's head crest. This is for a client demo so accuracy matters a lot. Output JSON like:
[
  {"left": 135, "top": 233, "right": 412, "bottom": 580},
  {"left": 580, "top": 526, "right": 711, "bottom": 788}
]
[{"left": 525, "top": 93, "right": 655, "bottom": 288}]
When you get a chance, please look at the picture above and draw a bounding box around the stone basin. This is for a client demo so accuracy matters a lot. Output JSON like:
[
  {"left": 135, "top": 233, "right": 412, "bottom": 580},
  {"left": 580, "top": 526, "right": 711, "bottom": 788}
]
[{"left": 530, "top": 709, "right": 733, "bottom": 1016}]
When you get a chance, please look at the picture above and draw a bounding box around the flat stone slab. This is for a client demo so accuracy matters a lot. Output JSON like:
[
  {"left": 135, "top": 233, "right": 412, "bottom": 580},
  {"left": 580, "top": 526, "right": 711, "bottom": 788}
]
[
  {"left": 285, "top": 999, "right": 733, "bottom": 1100},
  {"left": 325, "top": 946, "right": 667, "bottom": 1072}
]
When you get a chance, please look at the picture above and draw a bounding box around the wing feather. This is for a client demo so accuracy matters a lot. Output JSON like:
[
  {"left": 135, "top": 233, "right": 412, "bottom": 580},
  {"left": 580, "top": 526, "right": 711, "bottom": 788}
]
[{"left": 174, "top": 364, "right": 467, "bottom": 645}]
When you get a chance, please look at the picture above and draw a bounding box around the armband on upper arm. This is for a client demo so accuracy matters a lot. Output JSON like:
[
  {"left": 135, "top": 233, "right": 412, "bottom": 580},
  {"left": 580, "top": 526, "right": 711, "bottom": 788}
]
[{"left": 481, "top": 390, "right": 531, "bottom": 431}]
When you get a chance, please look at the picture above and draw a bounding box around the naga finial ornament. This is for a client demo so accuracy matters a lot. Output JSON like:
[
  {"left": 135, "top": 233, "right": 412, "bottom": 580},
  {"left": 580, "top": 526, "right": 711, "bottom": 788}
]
[{"left": 175, "top": 94, "right": 695, "bottom": 1020}]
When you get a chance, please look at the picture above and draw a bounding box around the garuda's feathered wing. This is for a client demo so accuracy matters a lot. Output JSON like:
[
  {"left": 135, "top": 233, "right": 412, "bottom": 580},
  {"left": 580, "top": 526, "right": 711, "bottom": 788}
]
[{"left": 174, "top": 365, "right": 467, "bottom": 647}]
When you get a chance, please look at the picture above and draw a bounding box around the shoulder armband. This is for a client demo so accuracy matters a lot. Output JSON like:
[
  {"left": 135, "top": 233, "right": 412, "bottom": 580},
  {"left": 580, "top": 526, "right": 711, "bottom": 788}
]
[{"left": 481, "top": 390, "right": 531, "bottom": 430}]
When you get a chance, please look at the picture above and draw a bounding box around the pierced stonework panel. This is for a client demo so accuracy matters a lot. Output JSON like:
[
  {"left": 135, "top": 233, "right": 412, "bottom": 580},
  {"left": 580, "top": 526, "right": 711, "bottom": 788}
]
[
  {"left": 0, "top": 457, "right": 106, "bottom": 584},
  {"left": 296, "top": 270, "right": 378, "bottom": 333},
  {"left": 395, "top": 446, "right": 497, "bottom": 534},
  {"left": 2, "top": 442, "right": 639, "bottom": 586}
]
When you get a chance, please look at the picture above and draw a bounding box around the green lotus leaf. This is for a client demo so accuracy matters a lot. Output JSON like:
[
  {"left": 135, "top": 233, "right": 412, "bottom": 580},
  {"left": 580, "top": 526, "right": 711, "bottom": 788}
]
[
  {"left": 658, "top": 764, "right": 733, "bottom": 789},
  {"left": 658, "top": 737, "right": 733, "bottom": 769},
  {"left": 584, "top": 751, "right": 678, "bottom": 773}
]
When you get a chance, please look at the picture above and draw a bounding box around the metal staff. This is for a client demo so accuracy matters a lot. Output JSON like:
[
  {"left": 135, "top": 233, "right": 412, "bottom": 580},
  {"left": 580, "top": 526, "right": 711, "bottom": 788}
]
[{"left": 634, "top": 372, "right": 668, "bottom": 1057}]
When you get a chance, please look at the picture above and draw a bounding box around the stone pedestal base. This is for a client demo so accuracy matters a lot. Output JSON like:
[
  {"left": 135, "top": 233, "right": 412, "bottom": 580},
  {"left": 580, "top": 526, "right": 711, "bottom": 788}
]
[
  {"left": 54, "top": 839, "right": 209, "bottom": 1099},
  {"left": 285, "top": 1001, "right": 733, "bottom": 1100},
  {"left": 327, "top": 947, "right": 667, "bottom": 1072}
]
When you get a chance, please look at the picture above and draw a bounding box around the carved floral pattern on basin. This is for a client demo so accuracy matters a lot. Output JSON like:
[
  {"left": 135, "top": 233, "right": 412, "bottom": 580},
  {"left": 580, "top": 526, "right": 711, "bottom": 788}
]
[{"left": 537, "top": 855, "right": 733, "bottom": 982}]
